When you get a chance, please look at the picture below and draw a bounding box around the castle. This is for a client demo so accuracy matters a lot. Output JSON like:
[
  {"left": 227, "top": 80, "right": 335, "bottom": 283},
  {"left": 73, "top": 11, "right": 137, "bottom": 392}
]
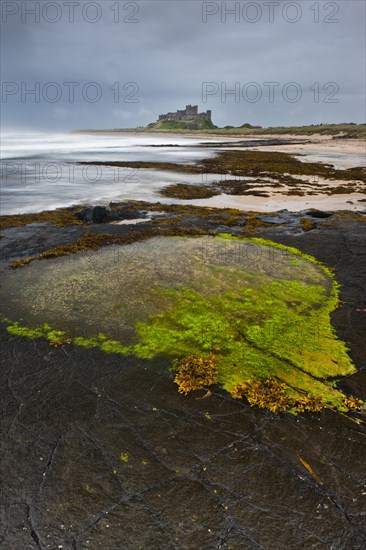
[{"left": 158, "top": 105, "right": 212, "bottom": 123}]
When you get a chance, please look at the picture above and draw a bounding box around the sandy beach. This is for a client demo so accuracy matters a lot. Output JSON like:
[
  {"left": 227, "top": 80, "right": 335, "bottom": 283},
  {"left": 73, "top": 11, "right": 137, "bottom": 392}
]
[
  {"left": 189, "top": 191, "right": 365, "bottom": 212},
  {"left": 242, "top": 134, "right": 366, "bottom": 168}
]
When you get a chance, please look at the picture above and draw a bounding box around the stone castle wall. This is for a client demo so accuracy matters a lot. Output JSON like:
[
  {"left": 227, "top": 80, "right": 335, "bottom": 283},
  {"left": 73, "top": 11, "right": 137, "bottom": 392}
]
[{"left": 158, "top": 105, "right": 212, "bottom": 122}]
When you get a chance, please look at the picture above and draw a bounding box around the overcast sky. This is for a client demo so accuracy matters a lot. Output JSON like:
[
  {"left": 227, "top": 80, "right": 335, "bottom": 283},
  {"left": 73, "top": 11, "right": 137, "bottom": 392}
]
[{"left": 1, "top": 0, "right": 365, "bottom": 131}]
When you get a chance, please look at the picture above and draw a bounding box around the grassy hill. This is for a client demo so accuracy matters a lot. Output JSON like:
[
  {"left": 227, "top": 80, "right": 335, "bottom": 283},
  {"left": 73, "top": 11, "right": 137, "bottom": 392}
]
[{"left": 147, "top": 119, "right": 217, "bottom": 131}]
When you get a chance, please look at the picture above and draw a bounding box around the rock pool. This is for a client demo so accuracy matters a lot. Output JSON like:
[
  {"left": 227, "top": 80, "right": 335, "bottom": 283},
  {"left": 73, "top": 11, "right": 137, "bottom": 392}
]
[{"left": 1, "top": 235, "right": 357, "bottom": 413}]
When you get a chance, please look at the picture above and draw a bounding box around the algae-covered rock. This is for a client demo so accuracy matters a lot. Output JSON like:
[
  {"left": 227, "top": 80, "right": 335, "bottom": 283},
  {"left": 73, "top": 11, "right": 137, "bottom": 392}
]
[{"left": 1, "top": 235, "right": 359, "bottom": 413}]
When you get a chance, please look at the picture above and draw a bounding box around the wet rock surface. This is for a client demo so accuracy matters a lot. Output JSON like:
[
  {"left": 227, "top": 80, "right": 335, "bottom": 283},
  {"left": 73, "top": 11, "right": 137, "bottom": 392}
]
[
  {"left": 75, "top": 206, "right": 111, "bottom": 224},
  {"left": 1, "top": 208, "right": 366, "bottom": 549},
  {"left": 305, "top": 210, "right": 334, "bottom": 219},
  {"left": 0, "top": 223, "right": 84, "bottom": 272}
]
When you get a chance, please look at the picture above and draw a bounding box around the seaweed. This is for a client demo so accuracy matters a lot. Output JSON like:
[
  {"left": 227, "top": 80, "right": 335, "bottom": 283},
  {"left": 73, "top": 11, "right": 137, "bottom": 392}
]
[
  {"left": 172, "top": 354, "right": 218, "bottom": 394},
  {"left": 79, "top": 150, "right": 366, "bottom": 185},
  {"left": 0, "top": 206, "right": 83, "bottom": 231},
  {"left": 230, "top": 380, "right": 293, "bottom": 413},
  {"left": 160, "top": 183, "right": 219, "bottom": 199},
  {"left": 300, "top": 217, "right": 317, "bottom": 231}
]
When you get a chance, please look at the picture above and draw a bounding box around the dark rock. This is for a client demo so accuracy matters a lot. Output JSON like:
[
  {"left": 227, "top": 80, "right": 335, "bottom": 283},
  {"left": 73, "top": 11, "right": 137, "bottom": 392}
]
[
  {"left": 75, "top": 206, "right": 111, "bottom": 223},
  {"left": 258, "top": 215, "right": 287, "bottom": 225},
  {"left": 0, "top": 224, "right": 84, "bottom": 272},
  {"left": 118, "top": 210, "right": 147, "bottom": 220},
  {"left": 75, "top": 207, "right": 92, "bottom": 222},
  {"left": 92, "top": 205, "right": 110, "bottom": 223},
  {"left": 306, "top": 209, "right": 334, "bottom": 218}
]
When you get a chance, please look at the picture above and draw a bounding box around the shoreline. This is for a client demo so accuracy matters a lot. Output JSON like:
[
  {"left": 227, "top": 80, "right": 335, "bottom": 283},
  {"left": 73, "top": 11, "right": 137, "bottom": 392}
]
[
  {"left": 72, "top": 130, "right": 365, "bottom": 147},
  {"left": 2, "top": 134, "right": 364, "bottom": 216},
  {"left": 188, "top": 191, "right": 366, "bottom": 212}
]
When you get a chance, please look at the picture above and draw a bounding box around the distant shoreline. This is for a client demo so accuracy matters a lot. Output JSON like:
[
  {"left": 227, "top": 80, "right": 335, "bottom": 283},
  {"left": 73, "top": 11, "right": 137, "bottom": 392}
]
[{"left": 72, "top": 122, "right": 366, "bottom": 139}]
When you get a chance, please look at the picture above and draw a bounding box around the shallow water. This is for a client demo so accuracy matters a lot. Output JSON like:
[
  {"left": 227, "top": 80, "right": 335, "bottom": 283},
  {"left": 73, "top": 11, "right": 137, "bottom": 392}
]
[{"left": 1, "top": 235, "right": 328, "bottom": 342}]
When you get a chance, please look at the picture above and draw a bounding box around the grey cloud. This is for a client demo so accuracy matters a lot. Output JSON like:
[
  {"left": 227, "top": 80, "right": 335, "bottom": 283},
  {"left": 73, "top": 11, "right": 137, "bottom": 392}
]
[{"left": 1, "top": 0, "right": 365, "bottom": 130}]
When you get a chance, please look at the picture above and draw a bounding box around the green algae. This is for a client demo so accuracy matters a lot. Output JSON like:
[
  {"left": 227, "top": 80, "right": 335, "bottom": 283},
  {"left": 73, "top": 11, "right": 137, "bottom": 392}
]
[
  {"left": 4, "top": 321, "right": 132, "bottom": 355},
  {"left": 1, "top": 235, "right": 362, "bottom": 413},
  {"left": 73, "top": 334, "right": 132, "bottom": 355},
  {"left": 5, "top": 321, "right": 71, "bottom": 347},
  {"left": 132, "top": 280, "right": 352, "bottom": 410}
]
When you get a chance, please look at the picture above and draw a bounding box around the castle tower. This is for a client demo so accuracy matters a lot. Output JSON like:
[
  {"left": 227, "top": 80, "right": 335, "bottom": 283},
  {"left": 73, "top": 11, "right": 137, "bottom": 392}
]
[{"left": 185, "top": 105, "right": 198, "bottom": 115}]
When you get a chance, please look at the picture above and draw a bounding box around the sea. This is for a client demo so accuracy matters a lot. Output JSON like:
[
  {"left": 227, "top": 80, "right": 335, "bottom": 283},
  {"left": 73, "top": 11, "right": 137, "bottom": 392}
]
[
  {"left": 1, "top": 132, "right": 364, "bottom": 216},
  {"left": 0, "top": 132, "right": 225, "bottom": 215}
]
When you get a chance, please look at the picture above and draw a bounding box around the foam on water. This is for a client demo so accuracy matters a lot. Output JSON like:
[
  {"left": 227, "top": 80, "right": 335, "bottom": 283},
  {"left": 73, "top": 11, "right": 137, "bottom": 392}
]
[{"left": 1, "top": 132, "right": 222, "bottom": 214}]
